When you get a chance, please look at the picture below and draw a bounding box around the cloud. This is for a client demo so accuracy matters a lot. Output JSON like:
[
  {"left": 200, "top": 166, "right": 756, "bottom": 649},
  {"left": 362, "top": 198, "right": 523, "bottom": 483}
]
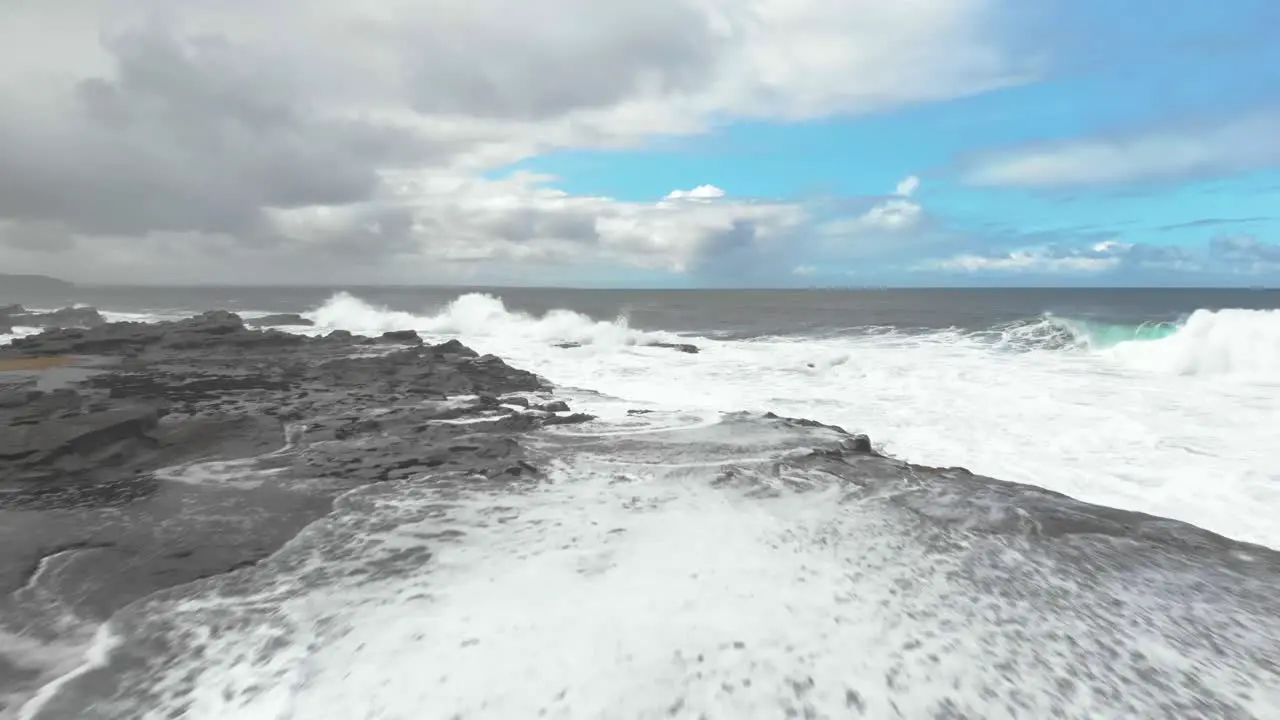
[
  {"left": 961, "top": 112, "right": 1280, "bottom": 189},
  {"left": 0, "top": 29, "right": 444, "bottom": 238},
  {"left": 0, "top": 0, "right": 1027, "bottom": 284},
  {"left": 819, "top": 175, "right": 925, "bottom": 237},
  {"left": 926, "top": 239, "right": 1197, "bottom": 274},
  {"left": 663, "top": 185, "right": 727, "bottom": 202},
  {"left": 928, "top": 249, "right": 1120, "bottom": 274},
  {"left": 0, "top": 173, "right": 808, "bottom": 284},
  {"left": 1209, "top": 234, "right": 1280, "bottom": 272},
  {"left": 1157, "top": 217, "right": 1272, "bottom": 232}
]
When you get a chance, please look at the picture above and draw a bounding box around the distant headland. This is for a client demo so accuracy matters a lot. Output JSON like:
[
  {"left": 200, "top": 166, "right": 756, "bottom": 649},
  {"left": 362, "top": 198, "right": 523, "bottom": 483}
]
[{"left": 0, "top": 273, "right": 74, "bottom": 295}]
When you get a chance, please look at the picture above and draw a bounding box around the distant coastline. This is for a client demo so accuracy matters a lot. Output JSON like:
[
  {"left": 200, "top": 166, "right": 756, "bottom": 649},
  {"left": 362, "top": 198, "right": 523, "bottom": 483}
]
[{"left": 0, "top": 274, "right": 74, "bottom": 295}]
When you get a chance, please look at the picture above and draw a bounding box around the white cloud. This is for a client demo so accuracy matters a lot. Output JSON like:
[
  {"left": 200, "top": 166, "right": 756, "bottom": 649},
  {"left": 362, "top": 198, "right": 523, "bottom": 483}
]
[
  {"left": 928, "top": 251, "right": 1119, "bottom": 273},
  {"left": 0, "top": 0, "right": 1027, "bottom": 284},
  {"left": 820, "top": 175, "right": 925, "bottom": 237},
  {"left": 1, "top": 173, "right": 808, "bottom": 283},
  {"left": 962, "top": 112, "right": 1280, "bottom": 188},
  {"left": 663, "top": 185, "right": 726, "bottom": 202},
  {"left": 923, "top": 239, "right": 1199, "bottom": 274},
  {"left": 857, "top": 198, "right": 924, "bottom": 231}
]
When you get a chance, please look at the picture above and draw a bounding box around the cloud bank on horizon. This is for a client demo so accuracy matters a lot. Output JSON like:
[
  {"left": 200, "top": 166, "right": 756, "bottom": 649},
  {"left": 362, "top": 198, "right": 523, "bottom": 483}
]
[{"left": 0, "top": 0, "right": 1276, "bottom": 286}]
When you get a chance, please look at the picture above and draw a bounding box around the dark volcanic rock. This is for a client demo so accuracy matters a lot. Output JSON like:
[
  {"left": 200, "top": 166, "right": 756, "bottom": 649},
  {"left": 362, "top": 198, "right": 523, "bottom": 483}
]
[
  {"left": 2, "top": 310, "right": 310, "bottom": 357},
  {"left": 1, "top": 305, "right": 105, "bottom": 329},
  {"left": 0, "top": 311, "right": 607, "bottom": 714},
  {"left": 246, "top": 313, "right": 315, "bottom": 328},
  {"left": 543, "top": 412, "right": 595, "bottom": 426},
  {"left": 650, "top": 341, "right": 700, "bottom": 354},
  {"left": 378, "top": 329, "right": 423, "bottom": 345},
  {"left": 556, "top": 340, "right": 699, "bottom": 354},
  {"left": 433, "top": 338, "right": 479, "bottom": 358},
  {"left": 1, "top": 402, "right": 163, "bottom": 483},
  {"left": 0, "top": 313, "right": 577, "bottom": 653}
]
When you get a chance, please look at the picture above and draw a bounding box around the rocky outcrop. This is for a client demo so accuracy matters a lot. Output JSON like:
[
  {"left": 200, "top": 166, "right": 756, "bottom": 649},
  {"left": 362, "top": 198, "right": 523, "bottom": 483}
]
[
  {"left": 245, "top": 313, "right": 315, "bottom": 328},
  {"left": 378, "top": 329, "right": 423, "bottom": 344},
  {"left": 650, "top": 341, "right": 699, "bottom": 354},
  {"left": 0, "top": 305, "right": 105, "bottom": 330},
  {"left": 555, "top": 340, "right": 700, "bottom": 353},
  {"left": 0, "top": 311, "right": 592, "bottom": 674}
]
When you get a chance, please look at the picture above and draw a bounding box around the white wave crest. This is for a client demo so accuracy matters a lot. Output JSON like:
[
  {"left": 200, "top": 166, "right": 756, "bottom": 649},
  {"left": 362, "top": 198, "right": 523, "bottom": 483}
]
[
  {"left": 308, "top": 292, "right": 678, "bottom": 348},
  {"left": 1104, "top": 308, "right": 1280, "bottom": 379}
]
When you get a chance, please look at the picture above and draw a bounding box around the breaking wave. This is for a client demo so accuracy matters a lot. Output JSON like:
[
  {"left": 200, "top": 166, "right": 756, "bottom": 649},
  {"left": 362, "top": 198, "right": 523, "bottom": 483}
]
[
  {"left": 1100, "top": 308, "right": 1280, "bottom": 379},
  {"left": 309, "top": 292, "right": 683, "bottom": 349},
  {"left": 992, "top": 315, "right": 1180, "bottom": 351},
  {"left": 983, "top": 309, "right": 1280, "bottom": 379},
  {"left": 306, "top": 292, "right": 1280, "bottom": 380}
]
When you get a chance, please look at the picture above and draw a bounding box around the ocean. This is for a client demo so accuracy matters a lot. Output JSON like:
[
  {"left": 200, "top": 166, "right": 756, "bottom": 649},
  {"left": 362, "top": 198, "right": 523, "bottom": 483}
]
[{"left": 4, "top": 286, "right": 1280, "bottom": 718}]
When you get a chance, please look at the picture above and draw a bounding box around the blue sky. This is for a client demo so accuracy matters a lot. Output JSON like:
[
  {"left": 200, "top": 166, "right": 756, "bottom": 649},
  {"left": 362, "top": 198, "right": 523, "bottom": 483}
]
[
  {"left": 498, "top": 0, "right": 1280, "bottom": 287},
  {"left": 2, "top": 0, "right": 1278, "bottom": 286}
]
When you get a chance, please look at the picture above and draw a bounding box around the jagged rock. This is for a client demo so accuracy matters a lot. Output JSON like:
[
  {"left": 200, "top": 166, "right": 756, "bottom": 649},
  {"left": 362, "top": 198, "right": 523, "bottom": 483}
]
[
  {"left": 0, "top": 309, "right": 586, "bottom": 714},
  {"left": 538, "top": 400, "right": 570, "bottom": 413},
  {"left": 2, "top": 310, "right": 312, "bottom": 356},
  {"left": 378, "top": 330, "right": 423, "bottom": 345},
  {"left": 1, "top": 306, "right": 105, "bottom": 329},
  {"left": 246, "top": 313, "right": 314, "bottom": 328},
  {"left": 650, "top": 342, "right": 699, "bottom": 354},
  {"left": 433, "top": 339, "right": 479, "bottom": 358},
  {"left": 0, "top": 389, "right": 42, "bottom": 409},
  {"left": 555, "top": 340, "right": 699, "bottom": 354},
  {"left": 1, "top": 402, "right": 164, "bottom": 482},
  {"left": 543, "top": 412, "right": 595, "bottom": 426}
]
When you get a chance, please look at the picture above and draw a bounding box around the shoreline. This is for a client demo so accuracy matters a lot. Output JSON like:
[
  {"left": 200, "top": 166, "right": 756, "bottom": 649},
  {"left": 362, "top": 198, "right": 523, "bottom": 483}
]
[
  {"left": 3, "top": 309, "right": 1280, "bottom": 717},
  {"left": 0, "top": 310, "right": 592, "bottom": 717}
]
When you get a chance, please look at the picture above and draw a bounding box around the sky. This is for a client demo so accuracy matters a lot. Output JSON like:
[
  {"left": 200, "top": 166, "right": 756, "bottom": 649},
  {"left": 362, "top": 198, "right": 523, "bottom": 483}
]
[{"left": 0, "top": 0, "right": 1277, "bottom": 287}]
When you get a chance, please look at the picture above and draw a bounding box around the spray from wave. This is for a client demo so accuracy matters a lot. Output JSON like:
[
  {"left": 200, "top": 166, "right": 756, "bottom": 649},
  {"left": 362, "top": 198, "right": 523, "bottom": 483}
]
[
  {"left": 975, "top": 309, "right": 1280, "bottom": 379},
  {"left": 989, "top": 315, "right": 1179, "bottom": 352},
  {"left": 303, "top": 292, "right": 1280, "bottom": 380},
  {"left": 308, "top": 292, "right": 685, "bottom": 349}
]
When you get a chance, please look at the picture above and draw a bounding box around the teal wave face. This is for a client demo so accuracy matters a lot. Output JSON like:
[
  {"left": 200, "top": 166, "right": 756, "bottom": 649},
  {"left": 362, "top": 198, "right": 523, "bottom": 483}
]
[{"left": 1046, "top": 317, "right": 1181, "bottom": 350}]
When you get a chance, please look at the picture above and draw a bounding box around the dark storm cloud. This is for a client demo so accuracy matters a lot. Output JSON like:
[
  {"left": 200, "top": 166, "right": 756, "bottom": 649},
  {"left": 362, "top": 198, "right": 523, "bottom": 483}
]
[
  {"left": 0, "top": 29, "right": 444, "bottom": 238},
  {"left": 0, "top": 221, "right": 77, "bottom": 253}
]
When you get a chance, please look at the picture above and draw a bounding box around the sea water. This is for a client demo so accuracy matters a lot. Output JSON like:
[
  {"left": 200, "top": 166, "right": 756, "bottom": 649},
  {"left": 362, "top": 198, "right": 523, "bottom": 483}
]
[{"left": 6, "top": 287, "right": 1280, "bottom": 719}]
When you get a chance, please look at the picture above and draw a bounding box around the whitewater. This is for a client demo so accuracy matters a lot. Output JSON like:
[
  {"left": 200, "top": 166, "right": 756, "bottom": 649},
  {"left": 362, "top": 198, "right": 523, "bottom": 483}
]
[
  {"left": 304, "top": 292, "right": 1280, "bottom": 549},
  {"left": 8, "top": 290, "right": 1280, "bottom": 719}
]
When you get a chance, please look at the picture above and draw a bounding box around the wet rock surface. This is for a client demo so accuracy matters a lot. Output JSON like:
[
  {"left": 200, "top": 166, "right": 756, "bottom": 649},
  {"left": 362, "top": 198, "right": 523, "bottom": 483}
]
[
  {"left": 244, "top": 313, "right": 314, "bottom": 328},
  {"left": 0, "top": 311, "right": 594, "bottom": 713},
  {"left": 0, "top": 304, "right": 105, "bottom": 330},
  {"left": 555, "top": 340, "right": 700, "bottom": 353}
]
